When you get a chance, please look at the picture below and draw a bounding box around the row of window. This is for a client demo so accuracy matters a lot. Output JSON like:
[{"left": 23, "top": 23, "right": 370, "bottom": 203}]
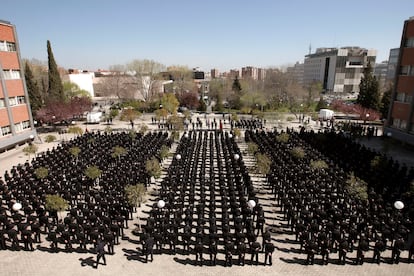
[
  {"left": 0, "top": 120, "right": 31, "bottom": 137},
  {"left": 392, "top": 118, "right": 407, "bottom": 129},
  {"left": 395, "top": 92, "right": 413, "bottom": 103},
  {"left": 405, "top": 37, "right": 414, "bottom": 48},
  {"left": 0, "top": 96, "right": 26, "bottom": 108},
  {"left": 0, "top": 40, "right": 16, "bottom": 52},
  {"left": 2, "top": 69, "right": 21, "bottom": 80}
]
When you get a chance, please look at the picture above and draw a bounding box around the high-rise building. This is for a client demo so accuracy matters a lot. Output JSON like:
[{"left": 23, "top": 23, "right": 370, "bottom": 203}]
[
  {"left": 304, "top": 47, "right": 377, "bottom": 94},
  {"left": 385, "top": 17, "right": 414, "bottom": 145},
  {"left": 210, "top": 68, "right": 219, "bottom": 79},
  {"left": 0, "top": 20, "right": 36, "bottom": 152},
  {"left": 387, "top": 48, "right": 400, "bottom": 81},
  {"left": 241, "top": 66, "right": 258, "bottom": 80}
]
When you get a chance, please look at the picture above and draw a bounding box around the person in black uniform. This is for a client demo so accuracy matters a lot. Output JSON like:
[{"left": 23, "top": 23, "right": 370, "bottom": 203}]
[
  {"left": 391, "top": 235, "right": 405, "bottom": 264},
  {"left": 224, "top": 240, "right": 234, "bottom": 267},
  {"left": 21, "top": 228, "right": 34, "bottom": 251},
  {"left": 338, "top": 238, "right": 348, "bottom": 265},
  {"left": 195, "top": 241, "right": 204, "bottom": 266},
  {"left": 94, "top": 239, "right": 107, "bottom": 268},
  {"left": 409, "top": 239, "right": 414, "bottom": 263},
  {"left": 237, "top": 238, "right": 247, "bottom": 266},
  {"left": 209, "top": 239, "right": 217, "bottom": 265},
  {"left": 355, "top": 238, "right": 369, "bottom": 265},
  {"left": 264, "top": 241, "right": 275, "bottom": 266},
  {"left": 373, "top": 238, "right": 385, "bottom": 264},
  {"left": 250, "top": 238, "right": 261, "bottom": 265},
  {"left": 305, "top": 238, "right": 317, "bottom": 265},
  {"left": 144, "top": 235, "right": 155, "bottom": 262}
]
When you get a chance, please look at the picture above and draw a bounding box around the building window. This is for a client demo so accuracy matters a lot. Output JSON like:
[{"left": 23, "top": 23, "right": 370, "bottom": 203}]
[
  {"left": 405, "top": 37, "right": 414, "bottom": 48},
  {"left": 8, "top": 97, "right": 17, "bottom": 106},
  {"left": 17, "top": 96, "right": 25, "bottom": 104},
  {"left": 406, "top": 95, "right": 413, "bottom": 103},
  {"left": 0, "top": 98, "right": 5, "bottom": 108},
  {"left": 0, "top": 125, "right": 11, "bottom": 136},
  {"left": 15, "top": 122, "right": 23, "bottom": 132},
  {"left": 0, "top": 41, "right": 16, "bottom": 52},
  {"left": 22, "top": 120, "right": 30, "bottom": 130},
  {"left": 2, "top": 70, "right": 21, "bottom": 79},
  {"left": 396, "top": 92, "right": 405, "bottom": 102},
  {"left": 392, "top": 118, "right": 401, "bottom": 128},
  {"left": 400, "top": 120, "right": 407, "bottom": 129}
]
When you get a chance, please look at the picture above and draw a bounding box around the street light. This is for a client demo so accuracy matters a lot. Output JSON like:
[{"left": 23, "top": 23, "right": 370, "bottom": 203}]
[
  {"left": 157, "top": 199, "right": 166, "bottom": 209},
  {"left": 394, "top": 200, "right": 404, "bottom": 210},
  {"left": 12, "top": 202, "right": 22, "bottom": 212},
  {"left": 175, "top": 154, "right": 182, "bottom": 160},
  {"left": 247, "top": 199, "right": 256, "bottom": 209},
  {"left": 234, "top": 153, "right": 240, "bottom": 160}
]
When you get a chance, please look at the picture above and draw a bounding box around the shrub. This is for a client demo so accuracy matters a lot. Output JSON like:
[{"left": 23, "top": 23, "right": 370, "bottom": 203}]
[
  {"left": 290, "top": 146, "right": 305, "bottom": 159},
  {"left": 45, "top": 135, "right": 57, "bottom": 143},
  {"left": 146, "top": 157, "right": 161, "bottom": 179},
  {"left": 45, "top": 194, "right": 68, "bottom": 212},
  {"left": 35, "top": 167, "right": 48, "bottom": 179},
  {"left": 310, "top": 160, "right": 328, "bottom": 170},
  {"left": 345, "top": 172, "right": 368, "bottom": 201},
  {"left": 247, "top": 142, "right": 259, "bottom": 155},
  {"left": 67, "top": 126, "right": 83, "bottom": 136},
  {"left": 84, "top": 165, "right": 102, "bottom": 181},
  {"left": 111, "top": 146, "right": 127, "bottom": 159},
  {"left": 125, "top": 183, "right": 146, "bottom": 208},
  {"left": 255, "top": 153, "right": 271, "bottom": 175},
  {"left": 276, "top": 132, "right": 289, "bottom": 143}
]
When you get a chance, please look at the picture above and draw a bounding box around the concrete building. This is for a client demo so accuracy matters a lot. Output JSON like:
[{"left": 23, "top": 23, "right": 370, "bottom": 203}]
[
  {"left": 66, "top": 69, "right": 96, "bottom": 97},
  {"left": 0, "top": 20, "right": 36, "bottom": 152},
  {"left": 385, "top": 17, "right": 414, "bottom": 145},
  {"left": 210, "top": 68, "right": 219, "bottom": 79},
  {"left": 241, "top": 66, "right": 258, "bottom": 80},
  {"left": 287, "top": 62, "right": 304, "bottom": 85},
  {"left": 387, "top": 48, "right": 400, "bottom": 81},
  {"left": 304, "top": 46, "right": 377, "bottom": 95}
]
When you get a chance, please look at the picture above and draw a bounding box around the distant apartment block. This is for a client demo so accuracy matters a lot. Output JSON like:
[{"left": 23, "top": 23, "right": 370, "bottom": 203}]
[
  {"left": 304, "top": 46, "right": 377, "bottom": 94},
  {"left": 287, "top": 62, "right": 304, "bottom": 85},
  {"left": 211, "top": 68, "right": 219, "bottom": 79},
  {"left": 0, "top": 20, "right": 36, "bottom": 152},
  {"left": 241, "top": 66, "right": 258, "bottom": 80},
  {"left": 386, "top": 17, "right": 414, "bottom": 145}
]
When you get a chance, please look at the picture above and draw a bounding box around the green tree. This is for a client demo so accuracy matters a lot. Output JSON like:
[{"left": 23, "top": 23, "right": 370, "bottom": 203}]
[
  {"left": 125, "top": 183, "right": 146, "bottom": 208},
  {"left": 145, "top": 157, "right": 161, "bottom": 179},
  {"left": 67, "top": 126, "right": 83, "bottom": 136},
  {"left": 255, "top": 153, "right": 271, "bottom": 175},
  {"left": 232, "top": 76, "right": 242, "bottom": 93},
  {"left": 47, "top": 40, "right": 64, "bottom": 102},
  {"left": 198, "top": 97, "right": 207, "bottom": 112},
  {"left": 111, "top": 146, "right": 127, "bottom": 159},
  {"left": 84, "top": 165, "right": 102, "bottom": 186},
  {"left": 63, "top": 82, "right": 90, "bottom": 99},
  {"left": 34, "top": 167, "right": 49, "bottom": 179},
  {"left": 22, "top": 144, "right": 38, "bottom": 160},
  {"left": 24, "top": 61, "right": 43, "bottom": 112},
  {"left": 357, "top": 62, "right": 380, "bottom": 110},
  {"left": 380, "top": 87, "right": 392, "bottom": 119},
  {"left": 161, "top": 93, "right": 179, "bottom": 114}
]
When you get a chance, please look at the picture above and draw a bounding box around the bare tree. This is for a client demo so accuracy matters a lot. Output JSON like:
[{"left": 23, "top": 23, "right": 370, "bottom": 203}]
[
  {"left": 127, "top": 59, "right": 166, "bottom": 101},
  {"left": 95, "top": 68, "right": 138, "bottom": 101}
]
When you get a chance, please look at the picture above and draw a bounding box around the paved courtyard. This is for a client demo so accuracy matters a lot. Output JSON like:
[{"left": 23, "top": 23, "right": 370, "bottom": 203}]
[{"left": 0, "top": 114, "right": 413, "bottom": 276}]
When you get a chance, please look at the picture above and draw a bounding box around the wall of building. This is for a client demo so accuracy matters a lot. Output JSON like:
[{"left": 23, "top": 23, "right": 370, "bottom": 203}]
[{"left": 0, "top": 20, "right": 36, "bottom": 152}]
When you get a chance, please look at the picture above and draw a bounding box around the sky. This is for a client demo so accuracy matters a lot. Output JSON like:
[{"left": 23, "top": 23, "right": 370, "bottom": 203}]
[{"left": 1, "top": 0, "right": 413, "bottom": 72}]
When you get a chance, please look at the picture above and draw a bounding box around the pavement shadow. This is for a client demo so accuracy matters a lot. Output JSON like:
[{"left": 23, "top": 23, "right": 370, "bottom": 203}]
[
  {"left": 122, "top": 248, "right": 147, "bottom": 263},
  {"left": 279, "top": 256, "right": 307, "bottom": 265},
  {"left": 79, "top": 256, "right": 95, "bottom": 267}
]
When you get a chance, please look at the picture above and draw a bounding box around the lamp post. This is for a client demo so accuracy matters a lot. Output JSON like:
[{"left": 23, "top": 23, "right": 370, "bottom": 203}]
[
  {"left": 12, "top": 202, "right": 22, "bottom": 212},
  {"left": 234, "top": 153, "right": 240, "bottom": 161},
  {"left": 175, "top": 154, "right": 182, "bottom": 161}
]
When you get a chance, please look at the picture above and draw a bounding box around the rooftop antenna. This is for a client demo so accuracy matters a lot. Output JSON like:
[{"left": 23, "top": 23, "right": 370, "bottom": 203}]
[{"left": 309, "top": 43, "right": 312, "bottom": 55}]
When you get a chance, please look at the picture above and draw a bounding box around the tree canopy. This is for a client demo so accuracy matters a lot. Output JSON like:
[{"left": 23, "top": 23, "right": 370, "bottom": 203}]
[
  {"left": 357, "top": 63, "right": 380, "bottom": 111},
  {"left": 47, "top": 40, "right": 64, "bottom": 103}
]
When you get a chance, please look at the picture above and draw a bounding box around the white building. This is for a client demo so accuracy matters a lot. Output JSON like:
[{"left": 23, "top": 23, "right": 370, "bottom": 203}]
[
  {"left": 68, "top": 70, "right": 96, "bottom": 97},
  {"left": 304, "top": 47, "right": 377, "bottom": 95}
]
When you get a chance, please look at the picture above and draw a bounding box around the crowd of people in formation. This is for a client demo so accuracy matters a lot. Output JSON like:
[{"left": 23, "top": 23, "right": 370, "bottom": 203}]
[
  {"left": 0, "top": 131, "right": 171, "bottom": 253},
  {"left": 245, "top": 128, "right": 414, "bottom": 265},
  {"left": 141, "top": 130, "right": 275, "bottom": 266},
  {"left": 231, "top": 119, "right": 264, "bottom": 130}
]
